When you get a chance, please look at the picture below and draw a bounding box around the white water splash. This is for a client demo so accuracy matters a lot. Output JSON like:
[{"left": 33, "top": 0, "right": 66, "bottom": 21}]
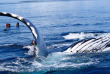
[
  {"left": 0, "top": 44, "right": 14, "bottom": 46},
  {"left": 63, "top": 32, "right": 95, "bottom": 40},
  {"left": 23, "top": 45, "right": 35, "bottom": 55},
  {"left": 32, "top": 52, "right": 97, "bottom": 71},
  {"left": 0, "top": 52, "right": 100, "bottom": 72},
  {"left": 63, "top": 32, "right": 110, "bottom": 40}
]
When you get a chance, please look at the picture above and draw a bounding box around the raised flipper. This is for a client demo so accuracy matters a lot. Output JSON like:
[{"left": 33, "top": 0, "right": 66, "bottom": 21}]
[{"left": 0, "top": 12, "right": 48, "bottom": 57}]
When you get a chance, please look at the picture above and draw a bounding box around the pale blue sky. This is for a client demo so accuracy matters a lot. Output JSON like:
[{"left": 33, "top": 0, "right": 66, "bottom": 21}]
[{"left": 0, "top": 0, "right": 24, "bottom": 3}]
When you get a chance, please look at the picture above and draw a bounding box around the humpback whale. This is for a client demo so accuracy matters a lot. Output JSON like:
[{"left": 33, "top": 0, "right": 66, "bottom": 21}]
[
  {"left": 0, "top": 12, "right": 110, "bottom": 57},
  {"left": 0, "top": 12, "right": 48, "bottom": 57}
]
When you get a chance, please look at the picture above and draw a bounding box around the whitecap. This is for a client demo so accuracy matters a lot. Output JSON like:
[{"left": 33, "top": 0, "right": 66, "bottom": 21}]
[
  {"left": 23, "top": 45, "right": 35, "bottom": 55},
  {"left": 63, "top": 32, "right": 110, "bottom": 40},
  {"left": 0, "top": 44, "right": 14, "bottom": 47}
]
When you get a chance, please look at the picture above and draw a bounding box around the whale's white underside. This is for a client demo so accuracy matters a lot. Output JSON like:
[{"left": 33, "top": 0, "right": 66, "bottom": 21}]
[{"left": 64, "top": 37, "right": 110, "bottom": 53}]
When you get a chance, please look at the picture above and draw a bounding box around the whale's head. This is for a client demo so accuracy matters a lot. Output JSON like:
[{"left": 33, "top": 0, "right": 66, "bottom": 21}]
[{"left": 0, "top": 12, "right": 48, "bottom": 57}]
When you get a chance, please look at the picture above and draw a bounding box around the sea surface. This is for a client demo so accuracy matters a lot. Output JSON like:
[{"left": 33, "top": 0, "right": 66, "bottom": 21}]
[{"left": 0, "top": 0, "right": 110, "bottom": 74}]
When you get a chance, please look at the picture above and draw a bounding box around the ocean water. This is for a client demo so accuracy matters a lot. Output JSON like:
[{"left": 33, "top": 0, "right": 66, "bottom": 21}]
[{"left": 0, "top": 0, "right": 110, "bottom": 74}]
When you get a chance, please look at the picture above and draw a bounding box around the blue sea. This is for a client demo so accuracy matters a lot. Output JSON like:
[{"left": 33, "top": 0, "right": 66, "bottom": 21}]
[{"left": 0, "top": 0, "right": 110, "bottom": 74}]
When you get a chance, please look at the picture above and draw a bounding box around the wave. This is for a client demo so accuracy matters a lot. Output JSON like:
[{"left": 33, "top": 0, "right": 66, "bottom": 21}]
[
  {"left": 0, "top": 44, "right": 14, "bottom": 47},
  {"left": 23, "top": 45, "right": 36, "bottom": 55},
  {"left": 0, "top": 51, "right": 107, "bottom": 72},
  {"left": 0, "top": 52, "right": 99, "bottom": 72},
  {"left": 31, "top": 52, "right": 97, "bottom": 71},
  {"left": 62, "top": 32, "right": 110, "bottom": 40}
]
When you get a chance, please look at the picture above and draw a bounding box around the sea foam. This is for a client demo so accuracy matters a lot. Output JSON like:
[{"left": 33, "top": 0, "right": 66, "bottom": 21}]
[{"left": 63, "top": 32, "right": 110, "bottom": 40}]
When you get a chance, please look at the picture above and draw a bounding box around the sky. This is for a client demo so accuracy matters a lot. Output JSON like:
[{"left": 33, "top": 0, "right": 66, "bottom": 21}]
[{"left": 0, "top": 0, "right": 24, "bottom": 3}]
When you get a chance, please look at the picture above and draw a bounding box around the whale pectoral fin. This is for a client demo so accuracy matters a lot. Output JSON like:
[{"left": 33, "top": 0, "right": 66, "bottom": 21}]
[{"left": 0, "top": 12, "right": 48, "bottom": 57}]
